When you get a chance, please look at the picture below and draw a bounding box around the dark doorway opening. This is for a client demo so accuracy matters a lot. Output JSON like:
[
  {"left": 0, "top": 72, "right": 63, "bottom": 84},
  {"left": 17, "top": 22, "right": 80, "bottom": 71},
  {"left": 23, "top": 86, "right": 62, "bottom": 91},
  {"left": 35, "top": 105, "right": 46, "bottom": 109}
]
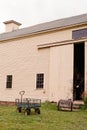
[{"left": 73, "top": 42, "right": 84, "bottom": 100}]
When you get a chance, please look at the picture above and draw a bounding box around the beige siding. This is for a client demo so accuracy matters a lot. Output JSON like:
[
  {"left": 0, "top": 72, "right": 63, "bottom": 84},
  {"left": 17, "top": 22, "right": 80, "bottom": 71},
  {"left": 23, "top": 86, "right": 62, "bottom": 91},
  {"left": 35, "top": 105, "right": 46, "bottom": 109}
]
[
  {"left": 49, "top": 44, "right": 73, "bottom": 102},
  {"left": 35, "top": 29, "right": 72, "bottom": 44},
  {"left": 0, "top": 37, "right": 50, "bottom": 102},
  {"left": 0, "top": 28, "right": 72, "bottom": 102}
]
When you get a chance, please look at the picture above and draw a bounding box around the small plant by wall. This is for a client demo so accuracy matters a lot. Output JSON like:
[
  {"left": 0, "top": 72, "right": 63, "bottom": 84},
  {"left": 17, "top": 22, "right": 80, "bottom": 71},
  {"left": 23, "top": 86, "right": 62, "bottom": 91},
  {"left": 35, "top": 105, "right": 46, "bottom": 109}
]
[{"left": 81, "top": 91, "right": 87, "bottom": 109}]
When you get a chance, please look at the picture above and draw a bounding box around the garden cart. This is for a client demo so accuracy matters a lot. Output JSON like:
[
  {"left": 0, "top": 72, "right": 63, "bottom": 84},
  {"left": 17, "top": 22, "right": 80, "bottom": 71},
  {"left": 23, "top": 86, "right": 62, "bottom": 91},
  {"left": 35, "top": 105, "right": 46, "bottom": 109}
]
[{"left": 15, "top": 91, "right": 41, "bottom": 115}]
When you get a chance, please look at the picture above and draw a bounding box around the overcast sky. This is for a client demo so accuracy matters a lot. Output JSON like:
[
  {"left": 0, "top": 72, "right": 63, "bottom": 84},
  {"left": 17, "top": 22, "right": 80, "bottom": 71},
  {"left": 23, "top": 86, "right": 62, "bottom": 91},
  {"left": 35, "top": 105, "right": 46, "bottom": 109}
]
[{"left": 0, "top": 0, "right": 87, "bottom": 33}]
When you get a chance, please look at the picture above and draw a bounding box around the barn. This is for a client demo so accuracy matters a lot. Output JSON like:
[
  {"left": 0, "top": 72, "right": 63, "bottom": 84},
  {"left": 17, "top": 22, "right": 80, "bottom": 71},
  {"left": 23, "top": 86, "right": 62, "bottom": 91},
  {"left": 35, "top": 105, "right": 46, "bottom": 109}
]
[{"left": 0, "top": 13, "right": 87, "bottom": 103}]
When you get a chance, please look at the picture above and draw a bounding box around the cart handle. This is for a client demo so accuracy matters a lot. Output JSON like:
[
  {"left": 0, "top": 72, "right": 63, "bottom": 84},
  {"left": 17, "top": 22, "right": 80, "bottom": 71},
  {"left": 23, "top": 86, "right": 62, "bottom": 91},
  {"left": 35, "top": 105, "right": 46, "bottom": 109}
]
[
  {"left": 19, "top": 90, "right": 25, "bottom": 103},
  {"left": 19, "top": 90, "right": 25, "bottom": 96}
]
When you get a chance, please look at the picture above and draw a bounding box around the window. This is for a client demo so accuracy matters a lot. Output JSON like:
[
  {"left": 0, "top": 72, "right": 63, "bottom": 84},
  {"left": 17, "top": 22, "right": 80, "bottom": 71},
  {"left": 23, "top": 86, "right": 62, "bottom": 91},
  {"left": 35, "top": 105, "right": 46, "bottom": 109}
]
[
  {"left": 6, "top": 75, "right": 12, "bottom": 88},
  {"left": 72, "top": 28, "right": 87, "bottom": 39},
  {"left": 36, "top": 73, "right": 44, "bottom": 89}
]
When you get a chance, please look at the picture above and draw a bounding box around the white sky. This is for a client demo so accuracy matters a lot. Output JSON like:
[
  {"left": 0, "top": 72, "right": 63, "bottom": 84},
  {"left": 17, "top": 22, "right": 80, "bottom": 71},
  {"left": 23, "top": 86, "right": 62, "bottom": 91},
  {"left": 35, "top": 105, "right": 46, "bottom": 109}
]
[{"left": 0, "top": 0, "right": 87, "bottom": 33}]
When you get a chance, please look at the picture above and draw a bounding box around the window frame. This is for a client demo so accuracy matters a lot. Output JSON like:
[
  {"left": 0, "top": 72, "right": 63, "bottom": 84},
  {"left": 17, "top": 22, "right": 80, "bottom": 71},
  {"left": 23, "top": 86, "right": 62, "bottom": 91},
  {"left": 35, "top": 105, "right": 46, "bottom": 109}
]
[
  {"left": 6, "top": 75, "right": 12, "bottom": 88},
  {"left": 36, "top": 73, "right": 44, "bottom": 89}
]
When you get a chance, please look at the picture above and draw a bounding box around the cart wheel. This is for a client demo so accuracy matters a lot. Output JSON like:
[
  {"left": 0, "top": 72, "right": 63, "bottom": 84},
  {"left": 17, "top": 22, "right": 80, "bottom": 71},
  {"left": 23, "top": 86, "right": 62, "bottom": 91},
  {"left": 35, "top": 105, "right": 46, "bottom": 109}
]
[
  {"left": 35, "top": 108, "right": 40, "bottom": 114},
  {"left": 17, "top": 107, "right": 22, "bottom": 113},
  {"left": 25, "top": 109, "right": 31, "bottom": 115}
]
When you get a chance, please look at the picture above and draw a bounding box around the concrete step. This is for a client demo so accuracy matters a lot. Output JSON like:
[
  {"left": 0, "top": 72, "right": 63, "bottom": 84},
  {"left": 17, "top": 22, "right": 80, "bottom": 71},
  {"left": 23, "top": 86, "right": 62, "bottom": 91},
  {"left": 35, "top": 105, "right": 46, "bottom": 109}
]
[{"left": 72, "top": 100, "right": 84, "bottom": 110}]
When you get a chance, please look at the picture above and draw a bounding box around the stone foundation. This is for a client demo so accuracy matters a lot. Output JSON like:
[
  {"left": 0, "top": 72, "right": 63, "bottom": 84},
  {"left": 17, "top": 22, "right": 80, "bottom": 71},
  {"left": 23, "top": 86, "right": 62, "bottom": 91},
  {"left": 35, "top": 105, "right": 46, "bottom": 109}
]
[{"left": 0, "top": 101, "right": 15, "bottom": 106}]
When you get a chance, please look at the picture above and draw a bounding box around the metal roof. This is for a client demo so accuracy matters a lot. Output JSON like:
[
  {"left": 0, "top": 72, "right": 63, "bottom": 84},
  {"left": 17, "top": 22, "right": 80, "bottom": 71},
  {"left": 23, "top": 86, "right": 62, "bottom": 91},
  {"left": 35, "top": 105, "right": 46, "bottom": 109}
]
[{"left": 0, "top": 13, "right": 87, "bottom": 41}]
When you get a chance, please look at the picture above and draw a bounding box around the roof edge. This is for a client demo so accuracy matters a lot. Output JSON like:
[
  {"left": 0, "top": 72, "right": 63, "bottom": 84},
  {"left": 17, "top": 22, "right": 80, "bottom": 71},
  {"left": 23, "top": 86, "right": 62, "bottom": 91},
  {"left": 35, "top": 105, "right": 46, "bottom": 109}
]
[{"left": 3, "top": 20, "right": 22, "bottom": 26}]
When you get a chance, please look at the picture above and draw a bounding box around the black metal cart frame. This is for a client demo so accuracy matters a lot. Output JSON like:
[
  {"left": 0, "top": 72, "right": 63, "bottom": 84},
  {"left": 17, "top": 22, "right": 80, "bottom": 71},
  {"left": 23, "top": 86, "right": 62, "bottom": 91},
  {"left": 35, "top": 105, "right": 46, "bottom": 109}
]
[
  {"left": 15, "top": 98, "right": 41, "bottom": 115},
  {"left": 15, "top": 91, "right": 41, "bottom": 115}
]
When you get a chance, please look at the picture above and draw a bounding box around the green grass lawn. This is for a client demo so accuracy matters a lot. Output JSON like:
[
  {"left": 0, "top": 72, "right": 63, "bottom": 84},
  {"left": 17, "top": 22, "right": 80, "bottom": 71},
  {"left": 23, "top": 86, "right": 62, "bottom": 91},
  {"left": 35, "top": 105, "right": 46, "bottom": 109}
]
[{"left": 0, "top": 102, "right": 87, "bottom": 130}]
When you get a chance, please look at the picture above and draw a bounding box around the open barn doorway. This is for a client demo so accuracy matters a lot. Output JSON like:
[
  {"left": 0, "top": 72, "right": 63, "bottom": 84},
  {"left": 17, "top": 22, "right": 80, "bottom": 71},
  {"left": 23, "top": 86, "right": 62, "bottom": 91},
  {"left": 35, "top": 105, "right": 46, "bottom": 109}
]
[{"left": 73, "top": 42, "right": 85, "bottom": 100}]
